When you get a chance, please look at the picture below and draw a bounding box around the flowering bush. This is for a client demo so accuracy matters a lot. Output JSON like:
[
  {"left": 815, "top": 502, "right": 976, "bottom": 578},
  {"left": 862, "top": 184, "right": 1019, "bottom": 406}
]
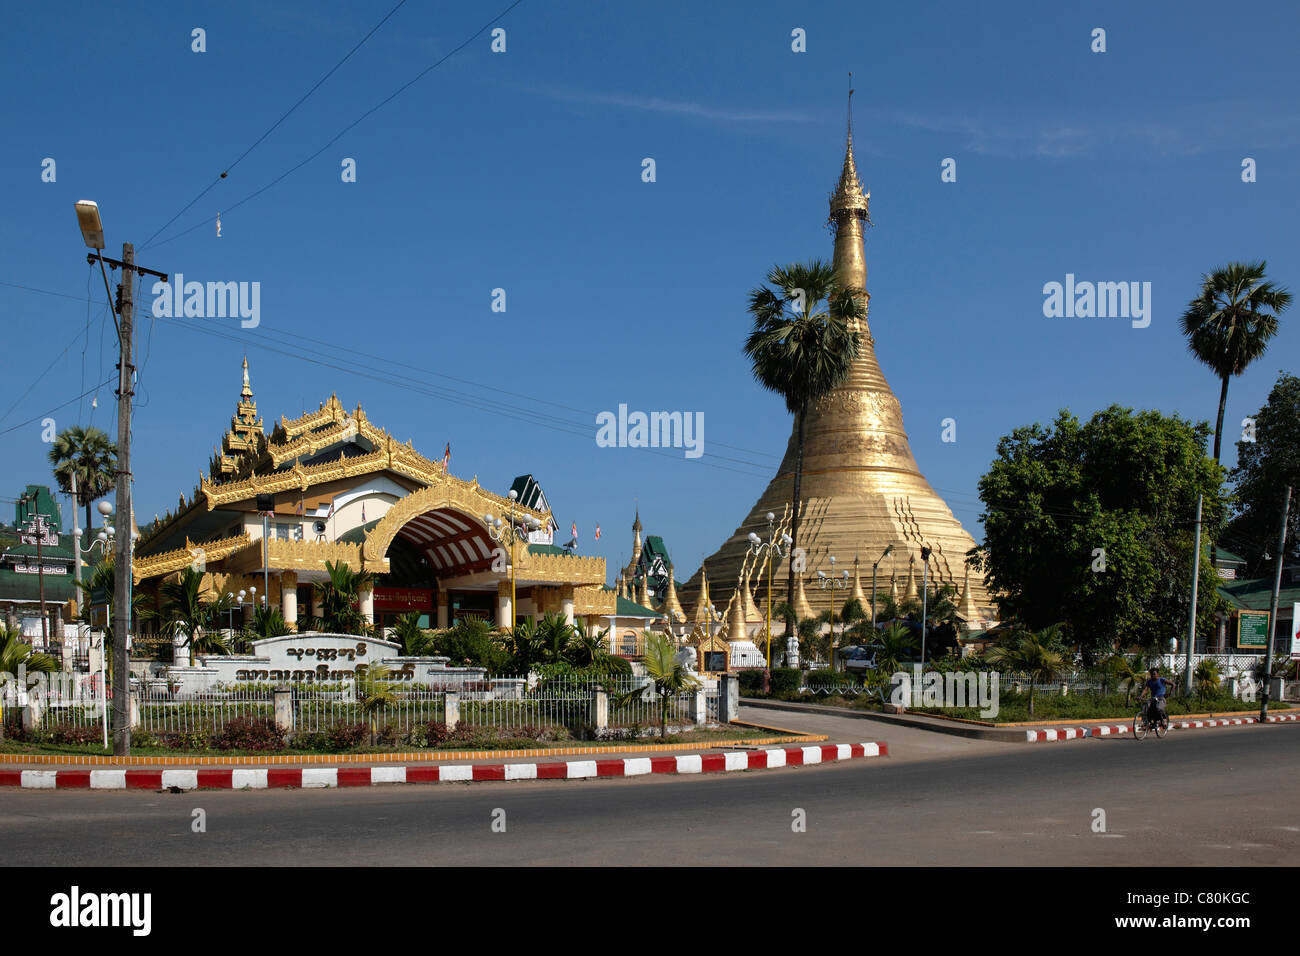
[{"left": 213, "top": 717, "right": 285, "bottom": 751}]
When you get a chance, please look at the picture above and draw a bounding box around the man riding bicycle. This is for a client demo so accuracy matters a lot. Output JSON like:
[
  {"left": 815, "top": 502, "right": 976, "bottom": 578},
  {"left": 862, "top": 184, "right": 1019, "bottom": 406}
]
[{"left": 1136, "top": 668, "right": 1171, "bottom": 727}]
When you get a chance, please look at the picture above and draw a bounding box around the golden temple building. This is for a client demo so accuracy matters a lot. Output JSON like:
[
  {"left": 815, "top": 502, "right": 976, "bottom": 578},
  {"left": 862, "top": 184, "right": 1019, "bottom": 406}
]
[
  {"left": 131, "top": 360, "right": 632, "bottom": 659},
  {"left": 685, "top": 112, "right": 996, "bottom": 630}
]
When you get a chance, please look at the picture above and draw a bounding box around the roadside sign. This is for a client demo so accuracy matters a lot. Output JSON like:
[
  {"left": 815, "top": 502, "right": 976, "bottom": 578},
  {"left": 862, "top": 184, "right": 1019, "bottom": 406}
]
[
  {"left": 1291, "top": 602, "right": 1300, "bottom": 660},
  {"left": 1237, "top": 609, "right": 1270, "bottom": 650}
]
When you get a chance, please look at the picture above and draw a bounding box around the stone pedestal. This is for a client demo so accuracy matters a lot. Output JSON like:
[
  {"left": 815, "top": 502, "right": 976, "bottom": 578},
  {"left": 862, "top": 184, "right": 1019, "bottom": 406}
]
[
  {"left": 718, "top": 674, "right": 739, "bottom": 723},
  {"left": 444, "top": 690, "right": 460, "bottom": 728},
  {"left": 591, "top": 689, "right": 608, "bottom": 731},
  {"left": 273, "top": 687, "right": 293, "bottom": 733}
]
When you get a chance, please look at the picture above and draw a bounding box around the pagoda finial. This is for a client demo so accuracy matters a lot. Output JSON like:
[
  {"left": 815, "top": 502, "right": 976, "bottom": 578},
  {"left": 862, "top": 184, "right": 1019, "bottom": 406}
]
[
  {"left": 830, "top": 80, "right": 870, "bottom": 225},
  {"left": 241, "top": 355, "right": 252, "bottom": 398}
]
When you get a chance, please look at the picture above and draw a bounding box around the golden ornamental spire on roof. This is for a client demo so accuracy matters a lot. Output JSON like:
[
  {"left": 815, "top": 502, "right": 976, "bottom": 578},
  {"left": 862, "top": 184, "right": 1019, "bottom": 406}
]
[
  {"left": 660, "top": 562, "right": 686, "bottom": 623},
  {"left": 829, "top": 80, "right": 870, "bottom": 225},
  {"left": 689, "top": 567, "right": 714, "bottom": 626}
]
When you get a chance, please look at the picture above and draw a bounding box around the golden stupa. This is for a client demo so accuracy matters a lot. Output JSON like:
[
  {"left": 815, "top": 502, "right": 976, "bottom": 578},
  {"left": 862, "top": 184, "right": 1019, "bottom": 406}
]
[{"left": 686, "top": 101, "right": 995, "bottom": 625}]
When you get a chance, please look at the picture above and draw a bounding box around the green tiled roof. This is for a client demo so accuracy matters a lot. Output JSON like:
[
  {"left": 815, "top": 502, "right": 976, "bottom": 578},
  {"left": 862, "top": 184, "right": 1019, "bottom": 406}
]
[
  {"left": 1215, "top": 549, "right": 1246, "bottom": 565},
  {"left": 616, "top": 595, "right": 659, "bottom": 618},
  {"left": 336, "top": 518, "right": 382, "bottom": 544},
  {"left": 0, "top": 567, "right": 78, "bottom": 603},
  {"left": 1217, "top": 575, "right": 1300, "bottom": 612}
]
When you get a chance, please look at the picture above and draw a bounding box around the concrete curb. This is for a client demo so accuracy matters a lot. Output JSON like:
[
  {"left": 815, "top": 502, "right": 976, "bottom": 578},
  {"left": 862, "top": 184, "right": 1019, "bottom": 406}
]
[
  {"left": 1025, "top": 712, "right": 1299, "bottom": 742},
  {"left": 0, "top": 742, "right": 887, "bottom": 790},
  {"left": 741, "top": 697, "right": 1298, "bottom": 743}
]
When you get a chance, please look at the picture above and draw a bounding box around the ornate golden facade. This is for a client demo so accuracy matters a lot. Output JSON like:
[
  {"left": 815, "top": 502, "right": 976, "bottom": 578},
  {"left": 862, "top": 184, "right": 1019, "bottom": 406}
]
[{"left": 686, "top": 117, "right": 995, "bottom": 625}]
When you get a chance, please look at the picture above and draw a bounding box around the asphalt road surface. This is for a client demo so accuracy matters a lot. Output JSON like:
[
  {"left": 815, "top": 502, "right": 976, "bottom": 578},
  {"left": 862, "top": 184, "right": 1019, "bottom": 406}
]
[{"left": 3, "top": 723, "right": 1296, "bottom": 866}]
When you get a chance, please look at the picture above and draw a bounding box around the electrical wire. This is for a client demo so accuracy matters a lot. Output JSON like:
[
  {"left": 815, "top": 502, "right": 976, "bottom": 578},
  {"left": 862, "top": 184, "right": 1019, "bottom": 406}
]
[
  {"left": 142, "top": 0, "right": 412, "bottom": 249},
  {"left": 143, "top": 0, "right": 528, "bottom": 250}
]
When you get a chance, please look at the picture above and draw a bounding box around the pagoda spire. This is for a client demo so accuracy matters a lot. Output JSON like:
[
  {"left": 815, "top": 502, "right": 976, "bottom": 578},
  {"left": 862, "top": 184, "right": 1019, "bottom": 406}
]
[
  {"left": 241, "top": 355, "right": 253, "bottom": 399},
  {"left": 829, "top": 78, "right": 871, "bottom": 293}
]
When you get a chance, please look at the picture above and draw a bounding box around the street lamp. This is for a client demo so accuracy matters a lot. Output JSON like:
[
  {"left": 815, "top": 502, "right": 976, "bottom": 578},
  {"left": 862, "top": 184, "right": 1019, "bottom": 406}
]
[
  {"left": 747, "top": 512, "right": 792, "bottom": 672},
  {"left": 871, "top": 544, "right": 895, "bottom": 631},
  {"left": 483, "top": 490, "right": 541, "bottom": 633},
  {"left": 919, "top": 546, "right": 932, "bottom": 665},
  {"left": 817, "top": 556, "right": 850, "bottom": 670}
]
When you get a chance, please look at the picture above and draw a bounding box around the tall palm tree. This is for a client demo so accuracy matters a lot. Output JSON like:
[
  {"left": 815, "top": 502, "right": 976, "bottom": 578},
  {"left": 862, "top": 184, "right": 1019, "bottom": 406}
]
[
  {"left": 1180, "top": 261, "right": 1292, "bottom": 463},
  {"left": 160, "top": 566, "right": 234, "bottom": 661},
  {"left": 744, "top": 261, "right": 865, "bottom": 606},
  {"left": 47, "top": 426, "right": 117, "bottom": 533},
  {"left": 313, "top": 560, "right": 375, "bottom": 635}
]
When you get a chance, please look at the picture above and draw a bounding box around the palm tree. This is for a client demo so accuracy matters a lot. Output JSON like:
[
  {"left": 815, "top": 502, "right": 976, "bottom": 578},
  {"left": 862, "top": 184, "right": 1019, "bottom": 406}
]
[
  {"left": 985, "top": 627, "right": 1064, "bottom": 717},
  {"left": 639, "top": 630, "right": 700, "bottom": 739},
  {"left": 0, "top": 625, "right": 58, "bottom": 679},
  {"left": 744, "top": 261, "right": 865, "bottom": 606},
  {"left": 312, "top": 560, "right": 375, "bottom": 635},
  {"left": 74, "top": 560, "right": 152, "bottom": 653},
  {"left": 1108, "top": 652, "right": 1146, "bottom": 705},
  {"left": 1193, "top": 658, "right": 1222, "bottom": 705},
  {"left": 356, "top": 662, "right": 398, "bottom": 744},
  {"left": 1181, "top": 261, "right": 1292, "bottom": 463},
  {"left": 47, "top": 426, "right": 117, "bottom": 534},
  {"left": 392, "top": 611, "right": 430, "bottom": 655},
  {"left": 251, "top": 603, "right": 290, "bottom": 639},
  {"left": 873, "top": 622, "right": 917, "bottom": 677},
  {"left": 160, "top": 566, "right": 234, "bottom": 661}
]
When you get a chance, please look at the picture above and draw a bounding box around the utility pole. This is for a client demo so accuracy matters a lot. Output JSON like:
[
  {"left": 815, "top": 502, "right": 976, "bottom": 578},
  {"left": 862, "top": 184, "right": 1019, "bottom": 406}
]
[
  {"left": 1260, "top": 485, "right": 1292, "bottom": 722},
  {"left": 112, "top": 242, "right": 135, "bottom": 756},
  {"left": 1184, "top": 494, "right": 1203, "bottom": 696}
]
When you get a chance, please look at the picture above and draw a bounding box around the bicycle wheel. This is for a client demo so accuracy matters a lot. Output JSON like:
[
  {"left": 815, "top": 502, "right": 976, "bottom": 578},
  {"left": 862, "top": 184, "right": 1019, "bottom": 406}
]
[
  {"left": 1155, "top": 713, "right": 1168, "bottom": 738},
  {"left": 1133, "top": 712, "right": 1147, "bottom": 740}
]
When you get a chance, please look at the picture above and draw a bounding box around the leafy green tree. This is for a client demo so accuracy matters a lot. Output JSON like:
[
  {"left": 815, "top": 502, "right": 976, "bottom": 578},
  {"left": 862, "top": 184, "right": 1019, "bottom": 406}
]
[
  {"left": 313, "top": 560, "right": 375, "bottom": 635},
  {"left": 1225, "top": 373, "right": 1300, "bottom": 576},
  {"left": 1180, "top": 261, "right": 1291, "bottom": 464},
  {"left": 639, "top": 630, "right": 700, "bottom": 739},
  {"left": 985, "top": 628, "right": 1065, "bottom": 717},
  {"left": 970, "top": 406, "right": 1229, "bottom": 659},
  {"left": 744, "top": 261, "right": 865, "bottom": 605},
  {"left": 160, "top": 567, "right": 235, "bottom": 660},
  {"left": 47, "top": 425, "right": 117, "bottom": 534},
  {"left": 434, "top": 617, "right": 510, "bottom": 670}
]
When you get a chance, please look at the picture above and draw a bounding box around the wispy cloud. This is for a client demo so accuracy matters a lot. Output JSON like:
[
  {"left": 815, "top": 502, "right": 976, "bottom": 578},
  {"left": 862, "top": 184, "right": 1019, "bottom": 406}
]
[{"left": 514, "top": 83, "right": 816, "bottom": 125}]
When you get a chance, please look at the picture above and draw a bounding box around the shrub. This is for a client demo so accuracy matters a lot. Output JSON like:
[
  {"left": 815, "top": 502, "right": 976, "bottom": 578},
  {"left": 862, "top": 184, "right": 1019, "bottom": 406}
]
[
  {"left": 803, "top": 668, "right": 845, "bottom": 686},
  {"left": 769, "top": 668, "right": 802, "bottom": 697},
  {"left": 213, "top": 717, "right": 285, "bottom": 752},
  {"left": 325, "top": 722, "right": 368, "bottom": 750},
  {"left": 47, "top": 724, "right": 102, "bottom": 746},
  {"left": 737, "top": 669, "right": 767, "bottom": 695},
  {"left": 289, "top": 732, "right": 332, "bottom": 752}
]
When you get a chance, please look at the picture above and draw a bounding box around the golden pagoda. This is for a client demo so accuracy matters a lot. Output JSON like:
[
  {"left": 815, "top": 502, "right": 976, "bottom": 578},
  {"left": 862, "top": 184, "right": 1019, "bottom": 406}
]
[{"left": 685, "top": 96, "right": 994, "bottom": 625}]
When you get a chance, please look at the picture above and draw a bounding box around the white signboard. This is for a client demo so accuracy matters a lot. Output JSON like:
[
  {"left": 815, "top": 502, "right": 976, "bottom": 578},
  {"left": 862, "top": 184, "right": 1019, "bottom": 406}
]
[
  {"left": 20, "top": 514, "right": 58, "bottom": 547},
  {"left": 1291, "top": 602, "right": 1300, "bottom": 661}
]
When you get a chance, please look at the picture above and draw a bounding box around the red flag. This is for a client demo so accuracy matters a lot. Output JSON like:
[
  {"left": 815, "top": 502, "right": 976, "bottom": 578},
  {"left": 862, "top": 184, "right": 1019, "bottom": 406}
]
[
  {"left": 595, "top": 524, "right": 601, "bottom": 540},
  {"left": 442, "top": 442, "right": 450, "bottom": 472},
  {"left": 571, "top": 521, "right": 577, "bottom": 539}
]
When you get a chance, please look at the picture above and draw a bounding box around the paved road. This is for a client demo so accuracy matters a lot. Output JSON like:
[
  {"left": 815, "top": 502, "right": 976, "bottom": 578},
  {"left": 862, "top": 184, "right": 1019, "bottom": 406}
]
[{"left": 3, "top": 722, "right": 1296, "bottom": 865}]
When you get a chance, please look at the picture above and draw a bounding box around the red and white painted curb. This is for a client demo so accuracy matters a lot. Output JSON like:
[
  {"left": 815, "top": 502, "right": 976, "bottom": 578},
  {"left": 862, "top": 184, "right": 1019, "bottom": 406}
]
[
  {"left": 1025, "top": 711, "right": 1298, "bottom": 742},
  {"left": 0, "top": 742, "right": 887, "bottom": 791}
]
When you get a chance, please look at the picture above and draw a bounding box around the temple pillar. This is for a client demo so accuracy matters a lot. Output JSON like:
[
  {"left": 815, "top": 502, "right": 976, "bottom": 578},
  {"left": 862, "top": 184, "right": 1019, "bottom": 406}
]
[
  {"left": 561, "top": 586, "right": 575, "bottom": 626},
  {"left": 436, "top": 592, "right": 449, "bottom": 629},
  {"left": 496, "top": 582, "right": 513, "bottom": 630},
  {"left": 359, "top": 588, "right": 374, "bottom": 626},
  {"left": 281, "top": 571, "right": 298, "bottom": 631}
]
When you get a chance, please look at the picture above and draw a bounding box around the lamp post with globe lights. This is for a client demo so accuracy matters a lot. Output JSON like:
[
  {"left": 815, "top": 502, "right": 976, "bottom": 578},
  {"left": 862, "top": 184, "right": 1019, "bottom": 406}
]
[
  {"left": 747, "top": 512, "right": 792, "bottom": 674},
  {"left": 817, "top": 556, "right": 851, "bottom": 670},
  {"left": 483, "top": 490, "right": 542, "bottom": 633}
]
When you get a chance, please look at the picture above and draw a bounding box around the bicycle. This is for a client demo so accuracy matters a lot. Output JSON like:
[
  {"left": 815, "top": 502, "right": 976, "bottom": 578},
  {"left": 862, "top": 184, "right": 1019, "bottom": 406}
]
[{"left": 1133, "top": 700, "right": 1169, "bottom": 739}]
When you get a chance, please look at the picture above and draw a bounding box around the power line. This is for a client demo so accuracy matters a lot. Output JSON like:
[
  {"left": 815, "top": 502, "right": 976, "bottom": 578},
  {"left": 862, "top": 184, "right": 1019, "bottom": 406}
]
[
  {"left": 0, "top": 379, "right": 116, "bottom": 438},
  {"left": 144, "top": 0, "right": 528, "bottom": 251},
  {"left": 141, "top": 0, "right": 412, "bottom": 248}
]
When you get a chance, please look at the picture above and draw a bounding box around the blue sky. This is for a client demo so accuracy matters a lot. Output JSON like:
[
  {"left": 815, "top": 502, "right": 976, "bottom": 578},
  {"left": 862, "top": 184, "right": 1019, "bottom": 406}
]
[{"left": 2, "top": 0, "right": 1297, "bottom": 578}]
